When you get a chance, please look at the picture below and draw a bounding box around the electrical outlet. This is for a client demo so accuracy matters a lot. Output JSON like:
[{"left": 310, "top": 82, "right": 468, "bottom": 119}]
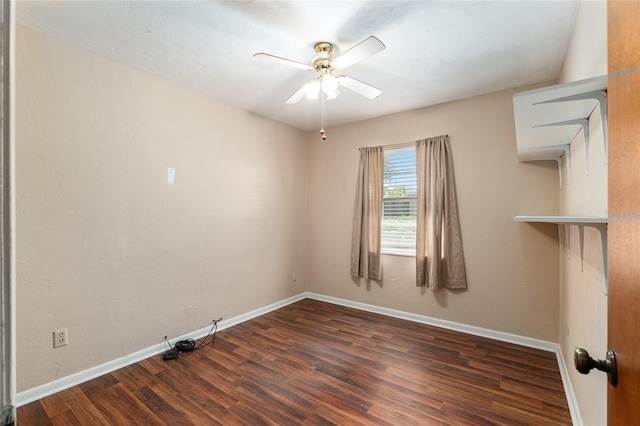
[
  {"left": 53, "top": 328, "right": 68, "bottom": 348},
  {"left": 292, "top": 272, "right": 297, "bottom": 282}
]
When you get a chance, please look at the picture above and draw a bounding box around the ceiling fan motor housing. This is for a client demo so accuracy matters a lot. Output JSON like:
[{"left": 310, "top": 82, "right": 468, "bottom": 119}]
[{"left": 312, "top": 42, "right": 334, "bottom": 72}]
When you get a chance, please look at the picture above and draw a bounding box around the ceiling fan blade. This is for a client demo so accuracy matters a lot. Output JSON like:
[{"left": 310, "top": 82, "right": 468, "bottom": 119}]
[
  {"left": 332, "top": 36, "right": 386, "bottom": 69},
  {"left": 337, "top": 76, "right": 382, "bottom": 99},
  {"left": 285, "top": 80, "right": 315, "bottom": 104},
  {"left": 253, "top": 53, "right": 312, "bottom": 71}
]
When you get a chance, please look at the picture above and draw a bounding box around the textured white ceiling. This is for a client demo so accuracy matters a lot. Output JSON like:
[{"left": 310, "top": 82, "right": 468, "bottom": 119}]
[{"left": 17, "top": 1, "right": 579, "bottom": 132}]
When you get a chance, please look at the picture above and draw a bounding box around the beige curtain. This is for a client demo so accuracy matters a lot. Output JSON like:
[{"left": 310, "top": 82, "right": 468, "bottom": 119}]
[
  {"left": 416, "top": 136, "right": 467, "bottom": 289},
  {"left": 350, "top": 146, "right": 384, "bottom": 280}
]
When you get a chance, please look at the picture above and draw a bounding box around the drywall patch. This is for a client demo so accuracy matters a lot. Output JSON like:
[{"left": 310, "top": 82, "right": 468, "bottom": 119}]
[{"left": 184, "top": 303, "right": 199, "bottom": 317}]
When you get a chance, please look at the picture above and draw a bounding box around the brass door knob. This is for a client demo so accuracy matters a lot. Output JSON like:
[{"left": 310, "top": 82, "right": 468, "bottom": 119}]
[{"left": 574, "top": 347, "right": 618, "bottom": 387}]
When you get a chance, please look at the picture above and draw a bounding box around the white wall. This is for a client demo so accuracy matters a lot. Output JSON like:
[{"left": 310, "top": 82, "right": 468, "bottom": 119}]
[
  {"left": 306, "top": 86, "right": 560, "bottom": 341},
  {"left": 16, "top": 26, "right": 307, "bottom": 392},
  {"left": 557, "top": 1, "right": 608, "bottom": 425}
]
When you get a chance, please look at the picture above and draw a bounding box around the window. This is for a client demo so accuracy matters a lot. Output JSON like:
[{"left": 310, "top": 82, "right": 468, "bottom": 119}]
[{"left": 382, "top": 147, "right": 417, "bottom": 255}]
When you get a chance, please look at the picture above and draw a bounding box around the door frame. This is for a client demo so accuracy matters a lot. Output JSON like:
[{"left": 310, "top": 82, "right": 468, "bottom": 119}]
[{"left": 0, "top": 0, "right": 16, "bottom": 424}]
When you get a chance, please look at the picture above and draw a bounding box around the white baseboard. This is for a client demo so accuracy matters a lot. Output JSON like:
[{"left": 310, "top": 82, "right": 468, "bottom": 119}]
[
  {"left": 556, "top": 345, "right": 583, "bottom": 426},
  {"left": 16, "top": 293, "right": 306, "bottom": 407},
  {"left": 306, "top": 292, "right": 557, "bottom": 351},
  {"left": 17, "top": 291, "right": 581, "bottom": 425}
]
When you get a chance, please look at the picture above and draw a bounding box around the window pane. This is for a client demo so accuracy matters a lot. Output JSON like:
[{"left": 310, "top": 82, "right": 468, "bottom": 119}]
[{"left": 382, "top": 147, "right": 417, "bottom": 253}]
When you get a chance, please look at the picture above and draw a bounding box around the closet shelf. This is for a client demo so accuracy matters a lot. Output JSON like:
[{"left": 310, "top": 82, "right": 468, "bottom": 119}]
[
  {"left": 513, "top": 215, "right": 607, "bottom": 224},
  {"left": 514, "top": 216, "right": 608, "bottom": 294}
]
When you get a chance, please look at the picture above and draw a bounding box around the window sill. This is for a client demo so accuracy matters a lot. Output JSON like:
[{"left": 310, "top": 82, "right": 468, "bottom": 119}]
[{"left": 381, "top": 250, "right": 416, "bottom": 258}]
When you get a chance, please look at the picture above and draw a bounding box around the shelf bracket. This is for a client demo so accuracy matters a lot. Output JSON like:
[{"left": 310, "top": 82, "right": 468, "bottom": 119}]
[
  {"left": 558, "top": 223, "right": 571, "bottom": 259},
  {"left": 534, "top": 90, "right": 608, "bottom": 165},
  {"left": 565, "top": 223, "right": 570, "bottom": 259},
  {"left": 594, "top": 223, "right": 608, "bottom": 295},
  {"left": 534, "top": 118, "right": 589, "bottom": 175},
  {"left": 578, "top": 225, "right": 585, "bottom": 272},
  {"left": 524, "top": 156, "right": 563, "bottom": 190},
  {"left": 530, "top": 143, "right": 571, "bottom": 186},
  {"left": 566, "top": 223, "right": 608, "bottom": 294}
]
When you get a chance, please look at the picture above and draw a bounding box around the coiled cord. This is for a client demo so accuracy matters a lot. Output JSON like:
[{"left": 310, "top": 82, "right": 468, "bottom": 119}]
[{"left": 162, "top": 318, "right": 222, "bottom": 361}]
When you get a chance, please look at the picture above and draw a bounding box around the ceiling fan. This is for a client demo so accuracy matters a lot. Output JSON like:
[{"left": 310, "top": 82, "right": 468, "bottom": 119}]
[{"left": 253, "top": 36, "right": 386, "bottom": 104}]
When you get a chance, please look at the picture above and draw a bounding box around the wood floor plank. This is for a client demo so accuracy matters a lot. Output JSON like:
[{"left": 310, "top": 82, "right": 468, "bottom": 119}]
[
  {"left": 49, "top": 409, "right": 81, "bottom": 426},
  {"left": 16, "top": 400, "right": 53, "bottom": 426},
  {"left": 45, "top": 386, "right": 111, "bottom": 425},
  {"left": 148, "top": 374, "right": 230, "bottom": 425},
  {"left": 18, "top": 298, "right": 572, "bottom": 425},
  {"left": 78, "top": 380, "right": 164, "bottom": 425}
]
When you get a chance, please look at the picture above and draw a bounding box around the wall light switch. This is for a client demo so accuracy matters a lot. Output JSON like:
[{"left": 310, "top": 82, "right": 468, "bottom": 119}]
[{"left": 168, "top": 167, "right": 175, "bottom": 185}]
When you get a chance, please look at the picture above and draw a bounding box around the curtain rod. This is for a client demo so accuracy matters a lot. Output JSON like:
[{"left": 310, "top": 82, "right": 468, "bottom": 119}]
[
  {"left": 358, "top": 134, "right": 450, "bottom": 152},
  {"left": 381, "top": 134, "right": 449, "bottom": 151}
]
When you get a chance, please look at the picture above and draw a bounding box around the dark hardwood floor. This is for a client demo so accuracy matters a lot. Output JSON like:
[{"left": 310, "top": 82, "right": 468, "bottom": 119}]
[{"left": 18, "top": 299, "right": 572, "bottom": 425}]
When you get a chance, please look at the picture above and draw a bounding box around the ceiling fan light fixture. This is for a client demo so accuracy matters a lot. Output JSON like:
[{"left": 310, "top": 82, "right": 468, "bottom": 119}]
[
  {"left": 325, "top": 89, "right": 339, "bottom": 100},
  {"left": 305, "top": 79, "right": 321, "bottom": 99},
  {"left": 321, "top": 74, "right": 339, "bottom": 99}
]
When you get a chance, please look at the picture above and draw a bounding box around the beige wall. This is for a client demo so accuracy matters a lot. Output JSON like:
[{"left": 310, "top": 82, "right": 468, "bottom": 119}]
[
  {"left": 557, "top": 1, "right": 608, "bottom": 425},
  {"left": 559, "top": 0, "right": 607, "bottom": 84},
  {"left": 16, "top": 26, "right": 307, "bottom": 392},
  {"left": 305, "top": 87, "right": 560, "bottom": 341}
]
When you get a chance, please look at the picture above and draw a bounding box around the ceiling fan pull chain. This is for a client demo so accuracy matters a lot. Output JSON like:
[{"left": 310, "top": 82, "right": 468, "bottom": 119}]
[{"left": 320, "top": 91, "right": 327, "bottom": 141}]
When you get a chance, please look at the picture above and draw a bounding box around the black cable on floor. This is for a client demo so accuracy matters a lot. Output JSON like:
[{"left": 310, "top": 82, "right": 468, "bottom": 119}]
[
  {"left": 194, "top": 317, "right": 222, "bottom": 350},
  {"left": 162, "top": 318, "right": 222, "bottom": 361}
]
